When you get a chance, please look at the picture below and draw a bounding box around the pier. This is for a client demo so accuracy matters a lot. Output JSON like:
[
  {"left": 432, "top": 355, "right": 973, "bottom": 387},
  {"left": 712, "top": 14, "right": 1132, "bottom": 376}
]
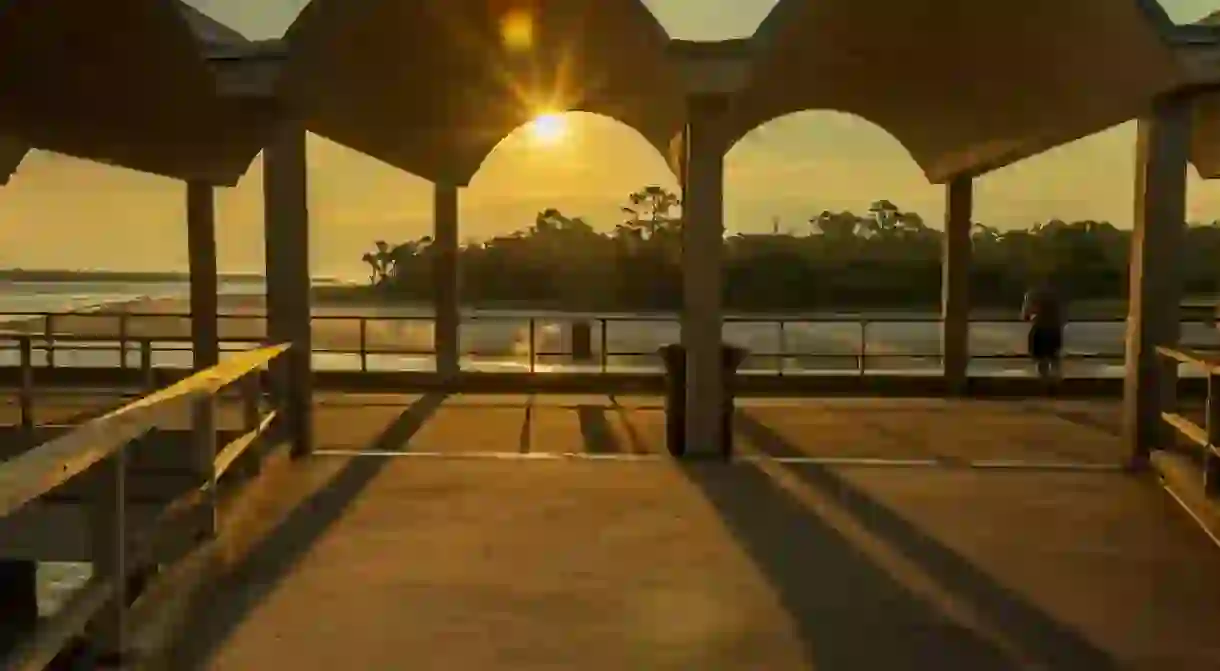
[{"left": 6, "top": 1, "right": 1220, "bottom": 669}]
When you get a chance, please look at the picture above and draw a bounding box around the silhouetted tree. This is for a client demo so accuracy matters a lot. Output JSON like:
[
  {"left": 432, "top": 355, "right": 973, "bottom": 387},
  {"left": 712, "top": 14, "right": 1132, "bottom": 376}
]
[{"left": 362, "top": 188, "right": 1220, "bottom": 313}]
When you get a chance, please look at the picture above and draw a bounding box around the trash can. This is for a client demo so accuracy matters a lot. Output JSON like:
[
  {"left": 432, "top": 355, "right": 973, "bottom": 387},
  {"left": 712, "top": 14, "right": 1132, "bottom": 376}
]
[{"left": 658, "top": 343, "right": 748, "bottom": 459}]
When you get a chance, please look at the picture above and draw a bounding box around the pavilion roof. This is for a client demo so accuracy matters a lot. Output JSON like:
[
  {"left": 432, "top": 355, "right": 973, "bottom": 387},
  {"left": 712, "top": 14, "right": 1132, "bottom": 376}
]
[
  {"left": 2, "top": 1, "right": 1220, "bottom": 187},
  {"left": 0, "top": 0, "right": 272, "bottom": 184},
  {"left": 274, "top": 0, "right": 1206, "bottom": 185},
  {"left": 0, "top": 136, "right": 26, "bottom": 186}
]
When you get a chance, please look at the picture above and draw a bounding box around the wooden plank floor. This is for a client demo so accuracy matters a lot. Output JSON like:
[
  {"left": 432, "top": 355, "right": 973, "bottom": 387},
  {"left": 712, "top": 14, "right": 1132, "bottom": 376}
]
[{"left": 143, "top": 395, "right": 1220, "bottom": 670}]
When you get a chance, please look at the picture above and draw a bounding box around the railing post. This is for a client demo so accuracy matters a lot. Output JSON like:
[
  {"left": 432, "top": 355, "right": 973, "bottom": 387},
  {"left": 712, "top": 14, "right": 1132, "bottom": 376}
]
[
  {"left": 599, "top": 319, "right": 609, "bottom": 373},
  {"left": 44, "top": 313, "right": 55, "bottom": 368},
  {"left": 359, "top": 317, "right": 368, "bottom": 373},
  {"left": 858, "top": 320, "right": 868, "bottom": 376},
  {"left": 268, "top": 345, "right": 291, "bottom": 445},
  {"left": 87, "top": 447, "right": 128, "bottom": 663},
  {"left": 777, "top": 321, "right": 786, "bottom": 376},
  {"left": 118, "top": 312, "right": 129, "bottom": 370},
  {"left": 191, "top": 395, "right": 218, "bottom": 537},
  {"left": 528, "top": 319, "right": 536, "bottom": 373},
  {"left": 1206, "top": 372, "right": 1220, "bottom": 496},
  {"left": 140, "top": 340, "right": 154, "bottom": 390},
  {"left": 240, "top": 373, "right": 263, "bottom": 476},
  {"left": 19, "top": 335, "right": 33, "bottom": 433}
]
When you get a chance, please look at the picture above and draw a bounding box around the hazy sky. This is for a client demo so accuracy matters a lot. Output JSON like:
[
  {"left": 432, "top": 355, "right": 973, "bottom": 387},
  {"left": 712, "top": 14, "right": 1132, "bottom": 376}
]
[{"left": 3, "top": 0, "right": 1220, "bottom": 278}]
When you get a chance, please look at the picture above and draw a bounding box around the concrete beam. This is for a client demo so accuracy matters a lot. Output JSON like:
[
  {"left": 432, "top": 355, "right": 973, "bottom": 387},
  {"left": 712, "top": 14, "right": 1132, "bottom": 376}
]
[
  {"left": 262, "top": 120, "right": 313, "bottom": 457},
  {"left": 1123, "top": 94, "right": 1191, "bottom": 464},
  {"left": 942, "top": 176, "right": 972, "bottom": 394},
  {"left": 433, "top": 182, "right": 460, "bottom": 377},
  {"left": 681, "top": 93, "right": 731, "bottom": 458},
  {"left": 187, "top": 181, "right": 219, "bottom": 370}
]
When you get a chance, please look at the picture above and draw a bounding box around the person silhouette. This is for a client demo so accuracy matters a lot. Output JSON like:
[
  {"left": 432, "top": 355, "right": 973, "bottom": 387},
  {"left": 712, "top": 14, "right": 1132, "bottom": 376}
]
[{"left": 1021, "top": 283, "right": 1064, "bottom": 384}]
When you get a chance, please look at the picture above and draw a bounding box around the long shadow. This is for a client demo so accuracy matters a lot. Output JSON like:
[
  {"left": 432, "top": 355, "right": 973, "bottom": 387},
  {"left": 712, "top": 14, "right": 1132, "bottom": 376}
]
[
  {"left": 607, "top": 397, "right": 650, "bottom": 454},
  {"left": 1016, "top": 402, "right": 1122, "bottom": 439},
  {"left": 576, "top": 404, "right": 621, "bottom": 454},
  {"left": 519, "top": 398, "right": 533, "bottom": 453},
  {"left": 734, "top": 411, "right": 1118, "bottom": 669},
  {"left": 170, "top": 392, "right": 449, "bottom": 668},
  {"left": 679, "top": 459, "right": 1018, "bottom": 668}
]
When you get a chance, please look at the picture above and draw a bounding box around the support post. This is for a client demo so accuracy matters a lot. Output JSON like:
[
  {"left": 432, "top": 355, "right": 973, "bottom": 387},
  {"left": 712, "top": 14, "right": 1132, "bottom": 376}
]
[
  {"left": 941, "top": 175, "right": 972, "bottom": 395},
  {"left": 18, "top": 335, "right": 32, "bottom": 432},
  {"left": 682, "top": 94, "right": 730, "bottom": 456},
  {"left": 433, "top": 182, "right": 460, "bottom": 377},
  {"left": 187, "top": 181, "right": 219, "bottom": 496},
  {"left": 191, "top": 396, "right": 218, "bottom": 537},
  {"left": 87, "top": 449, "right": 128, "bottom": 662},
  {"left": 678, "top": 134, "right": 691, "bottom": 348},
  {"left": 1123, "top": 94, "right": 1190, "bottom": 465},
  {"left": 263, "top": 120, "right": 313, "bottom": 457},
  {"left": 187, "top": 180, "right": 220, "bottom": 370}
]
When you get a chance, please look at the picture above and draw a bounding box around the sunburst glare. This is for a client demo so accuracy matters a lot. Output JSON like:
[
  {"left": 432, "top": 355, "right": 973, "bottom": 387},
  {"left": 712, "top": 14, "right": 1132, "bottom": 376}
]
[{"left": 527, "top": 113, "right": 569, "bottom": 146}]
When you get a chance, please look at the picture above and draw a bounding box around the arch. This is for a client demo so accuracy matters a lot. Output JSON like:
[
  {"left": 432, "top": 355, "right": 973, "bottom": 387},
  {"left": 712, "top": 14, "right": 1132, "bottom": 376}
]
[
  {"left": 458, "top": 107, "right": 681, "bottom": 186},
  {"left": 1191, "top": 90, "right": 1220, "bottom": 179},
  {"left": 726, "top": 108, "right": 928, "bottom": 179},
  {"left": 743, "top": 0, "right": 1187, "bottom": 183},
  {"left": 278, "top": 0, "right": 681, "bottom": 185}
]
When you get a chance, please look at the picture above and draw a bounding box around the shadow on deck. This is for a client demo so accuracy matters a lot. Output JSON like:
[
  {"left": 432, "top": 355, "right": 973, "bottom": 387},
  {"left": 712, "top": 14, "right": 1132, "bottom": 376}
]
[{"left": 152, "top": 395, "right": 1220, "bottom": 670}]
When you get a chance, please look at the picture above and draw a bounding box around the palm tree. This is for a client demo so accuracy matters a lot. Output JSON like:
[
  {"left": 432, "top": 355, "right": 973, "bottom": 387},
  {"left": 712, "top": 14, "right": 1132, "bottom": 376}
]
[
  {"left": 622, "top": 185, "right": 681, "bottom": 239},
  {"left": 361, "top": 240, "right": 394, "bottom": 285}
]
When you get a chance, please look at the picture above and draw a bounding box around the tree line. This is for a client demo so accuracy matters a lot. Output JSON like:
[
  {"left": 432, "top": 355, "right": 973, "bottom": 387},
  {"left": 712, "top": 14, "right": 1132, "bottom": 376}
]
[{"left": 354, "top": 186, "right": 1220, "bottom": 312}]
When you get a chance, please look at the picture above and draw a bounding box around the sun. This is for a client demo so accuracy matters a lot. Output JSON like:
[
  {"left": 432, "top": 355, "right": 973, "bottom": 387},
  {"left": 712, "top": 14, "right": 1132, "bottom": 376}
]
[{"left": 527, "top": 113, "right": 568, "bottom": 146}]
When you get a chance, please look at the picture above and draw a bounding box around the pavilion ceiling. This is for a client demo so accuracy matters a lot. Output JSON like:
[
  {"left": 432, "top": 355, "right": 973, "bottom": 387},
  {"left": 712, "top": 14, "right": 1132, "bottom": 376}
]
[
  {"left": 734, "top": 0, "right": 1190, "bottom": 183},
  {"left": 0, "top": 136, "right": 26, "bottom": 185},
  {"left": 277, "top": 0, "right": 683, "bottom": 184},
  {"left": 0, "top": 0, "right": 274, "bottom": 184},
  {"left": 0, "top": 0, "right": 1217, "bottom": 189}
]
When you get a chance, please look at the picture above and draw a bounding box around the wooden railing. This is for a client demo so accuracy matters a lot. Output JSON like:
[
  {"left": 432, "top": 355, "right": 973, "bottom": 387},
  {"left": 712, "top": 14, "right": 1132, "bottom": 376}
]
[
  {"left": 2, "top": 309, "right": 1215, "bottom": 377},
  {"left": 1157, "top": 346, "right": 1220, "bottom": 494},
  {"left": 0, "top": 343, "right": 289, "bottom": 670}
]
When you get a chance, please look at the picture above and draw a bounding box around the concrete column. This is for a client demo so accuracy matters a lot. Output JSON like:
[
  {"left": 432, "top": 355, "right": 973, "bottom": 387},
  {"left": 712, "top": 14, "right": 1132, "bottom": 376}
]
[
  {"left": 682, "top": 94, "right": 730, "bottom": 457},
  {"left": 187, "top": 181, "right": 219, "bottom": 370},
  {"left": 941, "top": 175, "right": 972, "bottom": 395},
  {"left": 1123, "top": 94, "right": 1191, "bottom": 465},
  {"left": 263, "top": 121, "right": 313, "bottom": 457},
  {"left": 433, "top": 182, "right": 460, "bottom": 377},
  {"left": 678, "top": 133, "right": 691, "bottom": 348}
]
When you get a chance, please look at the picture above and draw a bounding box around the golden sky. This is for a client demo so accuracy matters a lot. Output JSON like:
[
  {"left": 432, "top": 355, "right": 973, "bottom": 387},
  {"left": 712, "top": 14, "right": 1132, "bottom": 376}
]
[{"left": 2, "top": 0, "right": 1220, "bottom": 278}]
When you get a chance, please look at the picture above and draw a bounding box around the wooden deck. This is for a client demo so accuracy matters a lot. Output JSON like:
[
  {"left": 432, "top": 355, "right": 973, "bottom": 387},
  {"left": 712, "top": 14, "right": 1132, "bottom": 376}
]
[{"left": 96, "top": 394, "right": 1218, "bottom": 670}]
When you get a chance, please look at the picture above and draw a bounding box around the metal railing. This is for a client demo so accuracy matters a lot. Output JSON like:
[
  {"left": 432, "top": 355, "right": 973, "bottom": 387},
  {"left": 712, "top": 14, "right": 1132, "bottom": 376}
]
[
  {"left": 0, "top": 309, "right": 1215, "bottom": 377},
  {"left": 1157, "top": 346, "right": 1220, "bottom": 495},
  {"left": 0, "top": 343, "right": 288, "bottom": 669}
]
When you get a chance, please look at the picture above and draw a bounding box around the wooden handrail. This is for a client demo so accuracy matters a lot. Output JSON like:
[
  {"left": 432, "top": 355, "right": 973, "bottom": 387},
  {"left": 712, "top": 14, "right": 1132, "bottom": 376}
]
[
  {"left": 0, "top": 342, "right": 289, "bottom": 671},
  {"left": 0, "top": 344, "right": 287, "bottom": 519},
  {"left": 1156, "top": 345, "right": 1220, "bottom": 374},
  {"left": 1157, "top": 345, "right": 1220, "bottom": 496}
]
